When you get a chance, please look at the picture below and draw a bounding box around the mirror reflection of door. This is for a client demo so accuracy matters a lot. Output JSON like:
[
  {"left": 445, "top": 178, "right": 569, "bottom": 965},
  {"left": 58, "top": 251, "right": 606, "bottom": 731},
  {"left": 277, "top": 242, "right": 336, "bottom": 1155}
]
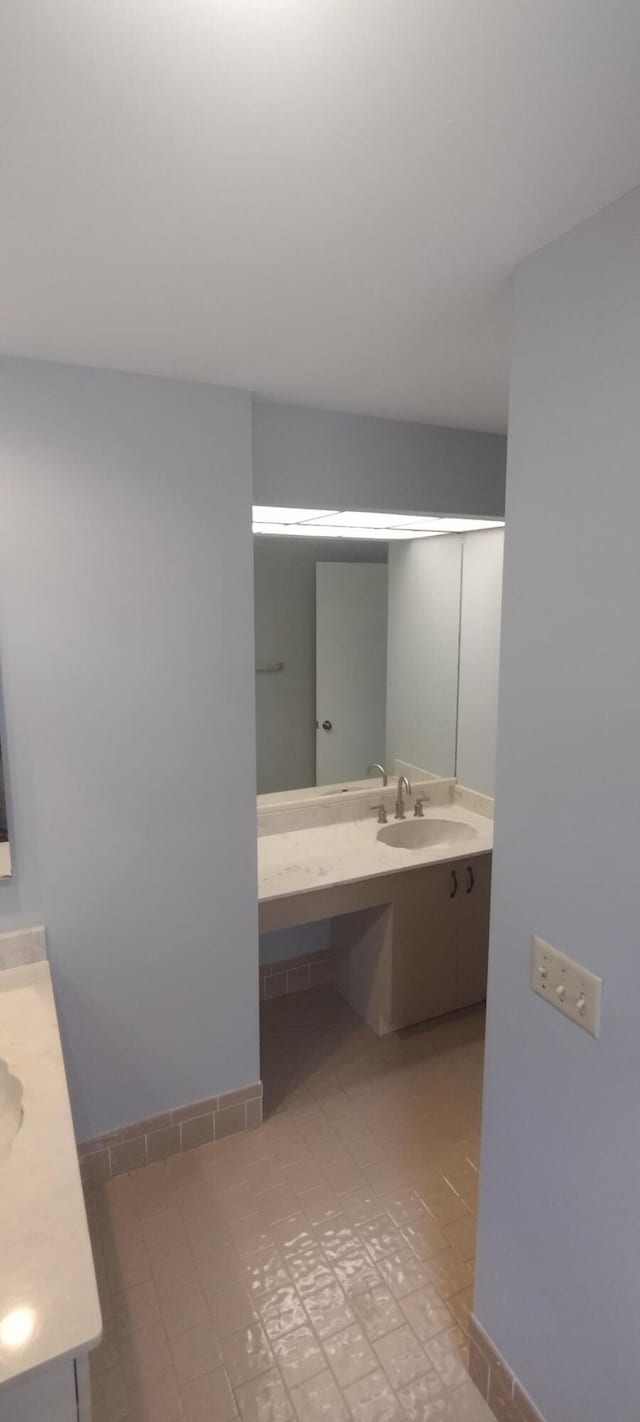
[{"left": 315, "top": 563, "right": 387, "bottom": 786}]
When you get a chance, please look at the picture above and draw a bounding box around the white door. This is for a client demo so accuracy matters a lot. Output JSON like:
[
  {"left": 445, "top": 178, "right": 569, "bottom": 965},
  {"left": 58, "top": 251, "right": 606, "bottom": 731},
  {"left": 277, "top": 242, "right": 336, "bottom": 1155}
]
[{"left": 316, "top": 562, "right": 388, "bottom": 784}]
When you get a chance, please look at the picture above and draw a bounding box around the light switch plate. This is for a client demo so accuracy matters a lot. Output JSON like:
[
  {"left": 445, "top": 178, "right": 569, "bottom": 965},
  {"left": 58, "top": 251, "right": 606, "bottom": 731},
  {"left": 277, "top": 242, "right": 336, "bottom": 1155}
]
[{"left": 531, "top": 935, "right": 602, "bottom": 1038}]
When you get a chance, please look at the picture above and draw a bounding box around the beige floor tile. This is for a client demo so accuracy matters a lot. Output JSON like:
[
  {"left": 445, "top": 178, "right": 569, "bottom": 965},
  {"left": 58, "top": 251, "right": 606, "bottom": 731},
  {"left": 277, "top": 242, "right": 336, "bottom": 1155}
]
[
  {"left": 297, "top": 1185, "right": 343, "bottom": 1227},
  {"left": 343, "top": 1366, "right": 406, "bottom": 1422},
  {"left": 315, "top": 1219, "right": 362, "bottom": 1261},
  {"left": 303, "top": 1280, "right": 355, "bottom": 1340},
  {"left": 170, "top": 1320, "right": 222, "bottom": 1384},
  {"left": 141, "top": 1207, "right": 188, "bottom": 1257},
  {"left": 425, "top": 1325, "right": 469, "bottom": 1390},
  {"left": 322, "top": 1155, "right": 366, "bottom": 1195},
  {"left": 180, "top": 1365, "right": 238, "bottom": 1422},
  {"left": 324, "top": 1322, "right": 378, "bottom": 1388},
  {"left": 284, "top": 1154, "right": 323, "bottom": 1195},
  {"left": 244, "top": 1245, "right": 292, "bottom": 1299},
  {"left": 423, "top": 1249, "right": 473, "bottom": 1301},
  {"left": 351, "top": 1282, "right": 405, "bottom": 1343},
  {"left": 204, "top": 1149, "right": 249, "bottom": 1192},
  {"left": 89, "top": 1317, "right": 120, "bottom": 1377},
  {"left": 333, "top": 1248, "right": 380, "bottom": 1298},
  {"left": 126, "top": 1363, "right": 183, "bottom": 1421},
  {"left": 448, "top": 1379, "right": 496, "bottom": 1419},
  {"left": 382, "top": 1188, "right": 429, "bottom": 1229},
  {"left": 87, "top": 991, "right": 487, "bottom": 1422},
  {"left": 235, "top": 1366, "right": 295, "bottom": 1421},
  {"left": 418, "top": 1181, "right": 469, "bottom": 1229},
  {"left": 400, "top": 1216, "right": 449, "bottom": 1263},
  {"left": 342, "top": 1186, "right": 382, "bottom": 1226},
  {"left": 260, "top": 1184, "right": 303, "bottom": 1226},
  {"left": 373, "top": 1323, "right": 431, "bottom": 1390},
  {"left": 91, "top": 1362, "right": 129, "bottom": 1422},
  {"left": 149, "top": 1242, "right": 198, "bottom": 1296},
  {"left": 290, "top": 1367, "right": 350, "bottom": 1422},
  {"left": 359, "top": 1215, "right": 406, "bottom": 1263},
  {"left": 248, "top": 1156, "right": 288, "bottom": 1194},
  {"left": 259, "top": 1285, "right": 307, "bottom": 1342},
  {"left": 448, "top": 1285, "right": 474, "bottom": 1335},
  {"left": 196, "top": 1241, "right": 245, "bottom": 1294},
  {"left": 230, "top": 1214, "right": 278, "bottom": 1258},
  {"left": 159, "top": 1279, "right": 210, "bottom": 1340},
  {"left": 444, "top": 1213, "right": 477, "bottom": 1262},
  {"left": 119, "top": 1319, "right": 172, "bottom": 1381},
  {"left": 207, "top": 1282, "right": 259, "bottom": 1337},
  {"left": 220, "top": 1320, "right": 274, "bottom": 1386},
  {"left": 399, "top": 1285, "right": 454, "bottom": 1344},
  {"left": 377, "top": 1249, "right": 429, "bottom": 1301},
  {"left": 272, "top": 1324, "right": 326, "bottom": 1387},
  {"left": 396, "top": 1367, "right": 446, "bottom": 1419},
  {"left": 105, "top": 1236, "right": 151, "bottom": 1293},
  {"left": 287, "top": 1246, "right": 334, "bottom": 1298},
  {"left": 218, "top": 1183, "right": 259, "bottom": 1223},
  {"left": 113, "top": 1279, "right": 161, "bottom": 1335},
  {"left": 272, "top": 1215, "right": 317, "bottom": 1259}
]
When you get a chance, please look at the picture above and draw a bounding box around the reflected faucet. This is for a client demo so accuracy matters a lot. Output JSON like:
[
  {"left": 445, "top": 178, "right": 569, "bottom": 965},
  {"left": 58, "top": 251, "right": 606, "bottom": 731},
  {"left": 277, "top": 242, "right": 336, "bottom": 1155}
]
[
  {"left": 367, "top": 763, "right": 388, "bottom": 787},
  {"left": 395, "top": 774, "right": 412, "bottom": 819}
]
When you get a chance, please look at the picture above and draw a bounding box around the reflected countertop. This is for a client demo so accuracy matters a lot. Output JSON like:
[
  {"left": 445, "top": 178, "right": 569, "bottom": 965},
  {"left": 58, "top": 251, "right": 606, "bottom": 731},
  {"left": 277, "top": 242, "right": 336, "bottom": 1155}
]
[
  {"left": 258, "top": 800, "right": 493, "bottom": 903},
  {"left": 0, "top": 957, "right": 101, "bottom": 1389}
]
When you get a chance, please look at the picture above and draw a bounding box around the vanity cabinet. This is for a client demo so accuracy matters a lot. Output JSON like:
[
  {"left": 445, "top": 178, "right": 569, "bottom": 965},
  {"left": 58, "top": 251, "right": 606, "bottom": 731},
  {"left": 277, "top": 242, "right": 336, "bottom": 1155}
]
[
  {"left": 390, "top": 862, "right": 459, "bottom": 1027},
  {"left": 388, "top": 851, "right": 491, "bottom": 1029},
  {"left": 0, "top": 1356, "right": 87, "bottom": 1422},
  {"left": 261, "top": 846, "right": 492, "bottom": 1037},
  {"left": 456, "top": 853, "right": 491, "bottom": 1010}
]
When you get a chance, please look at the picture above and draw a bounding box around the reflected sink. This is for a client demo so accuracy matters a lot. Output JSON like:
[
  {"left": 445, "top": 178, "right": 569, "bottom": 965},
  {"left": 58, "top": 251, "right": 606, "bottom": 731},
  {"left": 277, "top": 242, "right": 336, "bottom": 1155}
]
[
  {"left": 377, "top": 817, "right": 477, "bottom": 850},
  {"left": 0, "top": 1058, "right": 24, "bottom": 1157}
]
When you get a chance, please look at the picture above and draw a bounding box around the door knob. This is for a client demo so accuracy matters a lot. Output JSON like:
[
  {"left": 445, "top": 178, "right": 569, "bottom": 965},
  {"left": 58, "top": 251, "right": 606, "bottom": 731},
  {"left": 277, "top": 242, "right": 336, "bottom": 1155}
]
[{"left": 322, "top": 720, "right": 333, "bottom": 731}]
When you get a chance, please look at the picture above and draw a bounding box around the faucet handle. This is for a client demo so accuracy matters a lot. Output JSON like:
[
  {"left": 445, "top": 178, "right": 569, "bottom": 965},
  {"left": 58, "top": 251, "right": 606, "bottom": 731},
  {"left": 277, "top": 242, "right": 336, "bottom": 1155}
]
[
  {"left": 413, "top": 799, "right": 424, "bottom": 817},
  {"left": 370, "top": 803, "right": 388, "bottom": 825}
]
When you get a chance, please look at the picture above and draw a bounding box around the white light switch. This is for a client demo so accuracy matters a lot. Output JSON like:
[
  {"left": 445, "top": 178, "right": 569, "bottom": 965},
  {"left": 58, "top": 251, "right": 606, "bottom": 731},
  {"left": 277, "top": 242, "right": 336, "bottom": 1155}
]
[{"left": 531, "top": 936, "right": 602, "bottom": 1038}]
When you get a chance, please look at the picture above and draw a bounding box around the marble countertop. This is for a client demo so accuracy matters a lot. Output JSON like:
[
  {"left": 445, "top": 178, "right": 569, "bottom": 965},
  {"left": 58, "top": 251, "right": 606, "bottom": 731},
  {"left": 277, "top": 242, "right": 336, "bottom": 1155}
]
[
  {"left": 0, "top": 958, "right": 101, "bottom": 1389},
  {"left": 259, "top": 801, "right": 493, "bottom": 903}
]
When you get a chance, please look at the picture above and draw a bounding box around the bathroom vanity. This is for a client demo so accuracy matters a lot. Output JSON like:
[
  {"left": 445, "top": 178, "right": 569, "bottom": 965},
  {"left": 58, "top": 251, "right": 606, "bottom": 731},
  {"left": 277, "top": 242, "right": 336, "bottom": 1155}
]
[
  {"left": 259, "top": 780, "right": 492, "bottom": 1033},
  {"left": 0, "top": 929, "right": 101, "bottom": 1422}
]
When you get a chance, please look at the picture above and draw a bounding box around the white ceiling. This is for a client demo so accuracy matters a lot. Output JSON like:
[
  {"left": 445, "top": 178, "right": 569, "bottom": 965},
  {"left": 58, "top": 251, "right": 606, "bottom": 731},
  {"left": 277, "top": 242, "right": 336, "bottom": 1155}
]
[{"left": 2, "top": 2, "right": 640, "bottom": 433}]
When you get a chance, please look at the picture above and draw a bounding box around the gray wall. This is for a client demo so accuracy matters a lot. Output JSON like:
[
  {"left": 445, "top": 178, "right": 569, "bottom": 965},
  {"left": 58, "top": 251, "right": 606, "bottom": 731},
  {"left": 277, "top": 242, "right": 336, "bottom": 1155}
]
[
  {"left": 253, "top": 399, "right": 506, "bottom": 516},
  {"left": 0, "top": 359, "right": 259, "bottom": 1141},
  {"left": 254, "top": 536, "right": 387, "bottom": 795},
  {"left": 386, "top": 537, "right": 462, "bottom": 778},
  {"left": 456, "top": 528, "right": 504, "bottom": 796},
  {"left": 475, "top": 190, "right": 640, "bottom": 1421}
]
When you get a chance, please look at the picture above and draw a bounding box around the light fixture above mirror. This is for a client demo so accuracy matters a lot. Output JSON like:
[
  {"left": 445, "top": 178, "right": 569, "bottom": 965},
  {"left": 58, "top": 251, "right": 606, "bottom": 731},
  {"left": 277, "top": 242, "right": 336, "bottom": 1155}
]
[{"left": 252, "top": 507, "right": 504, "bottom": 539}]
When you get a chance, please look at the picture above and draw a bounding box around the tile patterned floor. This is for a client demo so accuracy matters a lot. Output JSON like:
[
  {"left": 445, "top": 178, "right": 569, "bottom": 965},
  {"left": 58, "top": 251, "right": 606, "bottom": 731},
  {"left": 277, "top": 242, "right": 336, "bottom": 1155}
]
[{"left": 86, "top": 985, "right": 493, "bottom": 1421}]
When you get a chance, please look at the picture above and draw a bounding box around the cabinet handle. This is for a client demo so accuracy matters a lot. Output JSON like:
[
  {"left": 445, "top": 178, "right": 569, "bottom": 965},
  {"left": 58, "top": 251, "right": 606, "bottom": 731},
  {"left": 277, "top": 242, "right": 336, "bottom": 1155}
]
[
  {"left": 466, "top": 865, "right": 474, "bottom": 894},
  {"left": 449, "top": 870, "right": 458, "bottom": 899}
]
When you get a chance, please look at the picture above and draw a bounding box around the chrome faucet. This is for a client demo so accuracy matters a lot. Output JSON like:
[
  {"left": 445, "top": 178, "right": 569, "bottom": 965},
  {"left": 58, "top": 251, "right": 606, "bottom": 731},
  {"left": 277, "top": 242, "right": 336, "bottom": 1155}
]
[
  {"left": 367, "top": 763, "right": 388, "bottom": 787},
  {"left": 395, "top": 774, "right": 412, "bottom": 819}
]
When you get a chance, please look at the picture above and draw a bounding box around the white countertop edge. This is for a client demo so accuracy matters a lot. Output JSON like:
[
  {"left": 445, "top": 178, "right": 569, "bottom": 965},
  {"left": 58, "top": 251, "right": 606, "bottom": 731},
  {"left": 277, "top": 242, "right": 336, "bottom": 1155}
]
[
  {"left": 0, "top": 960, "right": 102, "bottom": 1390},
  {"left": 258, "top": 804, "right": 493, "bottom": 906},
  {"left": 259, "top": 835, "right": 492, "bottom": 905}
]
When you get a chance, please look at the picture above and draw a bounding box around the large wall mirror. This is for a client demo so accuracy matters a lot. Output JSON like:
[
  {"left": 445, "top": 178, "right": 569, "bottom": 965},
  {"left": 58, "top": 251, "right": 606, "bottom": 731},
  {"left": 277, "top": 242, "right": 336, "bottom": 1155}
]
[{"left": 254, "top": 507, "right": 504, "bottom": 801}]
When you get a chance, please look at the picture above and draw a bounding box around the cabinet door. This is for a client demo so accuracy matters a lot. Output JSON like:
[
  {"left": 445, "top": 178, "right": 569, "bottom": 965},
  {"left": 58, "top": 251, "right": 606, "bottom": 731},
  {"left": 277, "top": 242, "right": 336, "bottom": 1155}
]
[
  {"left": 391, "top": 863, "right": 459, "bottom": 1028},
  {"left": 456, "top": 853, "right": 492, "bottom": 1009}
]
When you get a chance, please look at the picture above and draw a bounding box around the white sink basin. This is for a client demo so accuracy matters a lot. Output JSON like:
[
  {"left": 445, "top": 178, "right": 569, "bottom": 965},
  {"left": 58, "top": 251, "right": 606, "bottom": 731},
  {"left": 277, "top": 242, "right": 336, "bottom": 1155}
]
[
  {"left": 377, "top": 817, "right": 477, "bottom": 850},
  {"left": 0, "top": 1058, "right": 23, "bottom": 1157}
]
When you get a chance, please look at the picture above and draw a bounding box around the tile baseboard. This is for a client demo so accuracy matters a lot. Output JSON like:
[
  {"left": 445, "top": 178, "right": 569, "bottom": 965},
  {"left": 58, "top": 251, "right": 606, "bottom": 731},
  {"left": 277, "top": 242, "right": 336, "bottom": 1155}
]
[
  {"left": 260, "top": 946, "right": 332, "bottom": 1000},
  {"left": 468, "top": 1314, "right": 546, "bottom": 1422},
  {"left": 78, "top": 1080, "right": 263, "bottom": 1187}
]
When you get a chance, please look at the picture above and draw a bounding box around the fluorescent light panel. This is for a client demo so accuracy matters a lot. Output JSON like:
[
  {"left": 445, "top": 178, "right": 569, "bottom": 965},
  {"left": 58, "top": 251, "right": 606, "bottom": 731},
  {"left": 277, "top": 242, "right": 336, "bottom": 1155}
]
[
  {"left": 252, "top": 507, "right": 504, "bottom": 539},
  {"left": 252, "top": 522, "right": 441, "bottom": 540}
]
